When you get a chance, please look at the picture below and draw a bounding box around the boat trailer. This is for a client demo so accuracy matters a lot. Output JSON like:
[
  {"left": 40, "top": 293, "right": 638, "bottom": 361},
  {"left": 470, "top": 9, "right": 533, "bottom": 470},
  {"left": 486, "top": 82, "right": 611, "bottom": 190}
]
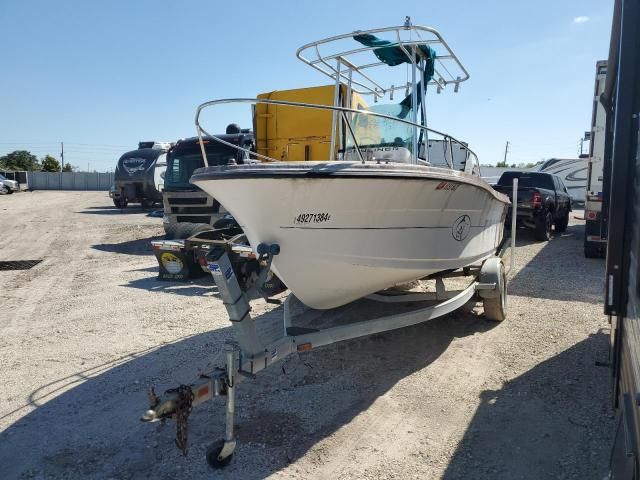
[{"left": 141, "top": 183, "right": 519, "bottom": 468}]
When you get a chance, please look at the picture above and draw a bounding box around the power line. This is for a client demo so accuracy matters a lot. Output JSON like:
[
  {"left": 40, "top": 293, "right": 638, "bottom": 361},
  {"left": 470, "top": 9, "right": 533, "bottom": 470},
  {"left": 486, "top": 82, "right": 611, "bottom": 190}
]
[
  {"left": 65, "top": 142, "right": 132, "bottom": 148},
  {"left": 0, "top": 141, "right": 132, "bottom": 148}
]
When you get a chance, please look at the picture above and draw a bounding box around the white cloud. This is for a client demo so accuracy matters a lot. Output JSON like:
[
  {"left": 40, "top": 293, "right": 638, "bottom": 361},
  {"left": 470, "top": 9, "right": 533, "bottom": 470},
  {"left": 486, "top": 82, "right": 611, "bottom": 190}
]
[{"left": 573, "top": 16, "right": 590, "bottom": 24}]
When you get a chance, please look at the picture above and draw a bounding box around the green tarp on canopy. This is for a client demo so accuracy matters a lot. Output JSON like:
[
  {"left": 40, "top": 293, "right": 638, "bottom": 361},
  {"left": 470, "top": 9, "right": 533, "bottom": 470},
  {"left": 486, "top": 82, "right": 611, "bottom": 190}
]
[{"left": 353, "top": 33, "right": 436, "bottom": 81}]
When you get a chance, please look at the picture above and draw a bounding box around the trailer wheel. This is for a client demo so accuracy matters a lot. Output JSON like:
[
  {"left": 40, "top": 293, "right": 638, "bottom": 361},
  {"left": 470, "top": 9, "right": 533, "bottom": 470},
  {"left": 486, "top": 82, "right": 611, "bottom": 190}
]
[
  {"left": 113, "top": 198, "right": 128, "bottom": 209},
  {"left": 206, "top": 440, "right": 233, "bottom": 469},
  {"left": 534, "top": 211, "right": 552, "bottom": 241},
  {"left": 479, "top": 257, "right": 507, "bottom": 322}
]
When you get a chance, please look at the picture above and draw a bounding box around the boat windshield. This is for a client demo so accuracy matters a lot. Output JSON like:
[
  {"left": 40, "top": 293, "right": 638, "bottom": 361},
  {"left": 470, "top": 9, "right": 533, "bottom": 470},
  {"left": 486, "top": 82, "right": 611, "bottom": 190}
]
[
  {"left": 343, "top": 104, "right": 472, "bottom": 170},
  {"left": 346, "top": 104, "right": 416, "bottom": 156}
]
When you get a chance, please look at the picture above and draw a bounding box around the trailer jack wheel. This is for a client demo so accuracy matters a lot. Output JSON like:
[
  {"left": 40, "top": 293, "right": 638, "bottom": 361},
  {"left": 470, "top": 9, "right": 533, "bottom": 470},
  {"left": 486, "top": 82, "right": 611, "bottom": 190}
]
[{"left": 206, "top": 439, "right": 235, "bottom": 469}]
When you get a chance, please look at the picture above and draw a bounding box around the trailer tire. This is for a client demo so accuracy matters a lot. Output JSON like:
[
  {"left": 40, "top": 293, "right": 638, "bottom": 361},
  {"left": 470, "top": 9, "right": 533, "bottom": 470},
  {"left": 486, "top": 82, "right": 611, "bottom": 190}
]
[
  {"left": 113, "top": 198, "right": 127, "bottom": 209},
  {"left": 554, "top": 211, "right": 569, "bottom": 233},
  {"left": 534, "top": 211, "right": 552, "bottom": 241},
  {"left": 479, "top": 257, "right": 507, "bottom": 322},
  {"left": 206, "top": 440, "right": 233, "bottom": 469}
]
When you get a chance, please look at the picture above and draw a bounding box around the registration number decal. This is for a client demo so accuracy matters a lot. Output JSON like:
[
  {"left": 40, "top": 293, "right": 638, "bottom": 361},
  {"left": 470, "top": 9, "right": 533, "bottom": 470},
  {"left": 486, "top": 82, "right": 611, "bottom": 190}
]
[
  {"left": 294, "top": 213, "right": 331, "bottom": 224},
  {"left": 435, "top": 181, "right": 459, "bottom": 191}
]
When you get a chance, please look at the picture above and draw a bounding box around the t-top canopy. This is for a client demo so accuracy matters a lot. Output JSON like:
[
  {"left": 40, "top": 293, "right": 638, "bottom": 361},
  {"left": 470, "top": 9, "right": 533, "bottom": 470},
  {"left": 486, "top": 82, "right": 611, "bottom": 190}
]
[{"left": 296, "top": 23, "right": 469, "bottom": 99}]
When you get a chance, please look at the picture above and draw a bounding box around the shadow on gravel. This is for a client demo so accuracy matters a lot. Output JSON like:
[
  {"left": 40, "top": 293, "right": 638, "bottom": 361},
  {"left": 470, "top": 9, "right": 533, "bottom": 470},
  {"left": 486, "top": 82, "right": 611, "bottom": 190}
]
[
  {"left": 92, "top": 236, "right": 164, "bottom": 256},
  {"left": 0, "top": 303, "right": 497, "bottom": 480},
  {"left": 509, "top": 223, "right": 605, "bottom": 305},
  {"left": 126, "top": 276, "right": 217, "bottom": 297},
  {"left": 78, "top": 206, "right": 160, "bottom": 215},
  {"left": 442, "top": 331, "right": 614, "bottom": 480}
]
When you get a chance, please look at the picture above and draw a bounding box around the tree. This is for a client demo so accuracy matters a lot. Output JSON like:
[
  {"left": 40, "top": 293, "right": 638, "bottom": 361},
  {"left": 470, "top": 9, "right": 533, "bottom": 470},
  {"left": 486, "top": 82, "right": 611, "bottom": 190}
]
[
  {"left": 61, "top": 163, "right": 75, "bottom": 172},
  {"left": 41, "top": 155, "right": 61, "bottom": 172},
  {"left": 496, "top": 161, "right": 508, "bottom": 167},
  {"left": 0, "top": 150, "right": 40, "bottom": 171}
]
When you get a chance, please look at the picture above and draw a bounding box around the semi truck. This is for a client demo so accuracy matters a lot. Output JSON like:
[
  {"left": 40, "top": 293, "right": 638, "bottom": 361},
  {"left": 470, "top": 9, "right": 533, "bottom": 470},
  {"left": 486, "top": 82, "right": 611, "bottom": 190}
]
[
  {"left": 162, "top": 125, "right": 254, "bottom": 237},
  {"left": 111, "top": 141, "right": 171, "bottom": 209},
  {"left": 162, "top": 85, "right": 364, "bottom": 237},
  {"left": 584, "top": 60, "right": 608, "bottom": 258}
]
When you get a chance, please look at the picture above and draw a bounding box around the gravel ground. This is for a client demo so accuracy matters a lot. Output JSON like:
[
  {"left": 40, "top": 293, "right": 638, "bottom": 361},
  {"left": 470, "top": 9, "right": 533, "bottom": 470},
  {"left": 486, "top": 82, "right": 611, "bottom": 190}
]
[{"left": 0, "top": 191, "right": 614, "bottom": 479}]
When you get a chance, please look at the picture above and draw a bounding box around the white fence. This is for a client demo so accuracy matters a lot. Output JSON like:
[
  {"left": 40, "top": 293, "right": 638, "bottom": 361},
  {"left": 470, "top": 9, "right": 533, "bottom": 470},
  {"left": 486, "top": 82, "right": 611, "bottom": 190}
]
[{"left": 27, "top": 172, "right": 114, "bottom": 191}]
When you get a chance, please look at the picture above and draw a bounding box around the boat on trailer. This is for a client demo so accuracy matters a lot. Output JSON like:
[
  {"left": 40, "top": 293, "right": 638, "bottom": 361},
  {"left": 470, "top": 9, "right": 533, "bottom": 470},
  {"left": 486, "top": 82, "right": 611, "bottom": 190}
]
[
  {"left": 142, "top": 21, "right": 516, "bottom": 468},
  {"left": 191, "top": 21, "right": 510, "bottom": 309}
]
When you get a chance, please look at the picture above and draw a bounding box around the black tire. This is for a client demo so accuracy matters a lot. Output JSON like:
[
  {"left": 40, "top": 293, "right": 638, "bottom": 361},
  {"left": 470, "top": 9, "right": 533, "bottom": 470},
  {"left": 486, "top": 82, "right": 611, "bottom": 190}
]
[
  {"left": 584, "top": 243, "right": 604, "bottom": 258},
  {"left": 213, "top": 215, "right": 239, "bottom": 229},
  {"left": 140, "top": 198, "right": 155, "bottom": 209},
  {"left": 6, "top": 188, "right": 13, "bottom": 194},
  {"left": 173, "top": 222, "right": 195, "bottom": 240},
  {"left": 206, "top": 440, "right": 233, "bottom": 469},
  {"left": 165, "top": 222, "right": 214, "bottom": 240},
  {"left": 187, "top": 223, "right": 215, "bottom": 237},
  {"left": 534, "top": 211, "right": 552, "bottom": 241},
  {"left": 113, "top": 198, "right": 127, "bottom": 209},
  {"left": 554, "top": 211, "right": 569, "bottom": 233},
  {"left": 164, "top": 223, "right": 179, "bottom": 240}
]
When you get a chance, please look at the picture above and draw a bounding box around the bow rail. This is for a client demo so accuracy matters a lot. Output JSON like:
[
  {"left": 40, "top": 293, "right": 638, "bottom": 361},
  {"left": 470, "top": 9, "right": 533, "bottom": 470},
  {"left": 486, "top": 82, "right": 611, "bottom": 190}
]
[{"left": 194, "top": 97, "right": 479, "bottom": 174}]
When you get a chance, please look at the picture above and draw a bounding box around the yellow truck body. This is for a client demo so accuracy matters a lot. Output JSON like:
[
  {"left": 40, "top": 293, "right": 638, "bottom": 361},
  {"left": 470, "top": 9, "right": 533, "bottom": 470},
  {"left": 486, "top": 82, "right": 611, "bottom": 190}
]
[{"left": 256, "top": 85, "right": 369, "bottom": 161}]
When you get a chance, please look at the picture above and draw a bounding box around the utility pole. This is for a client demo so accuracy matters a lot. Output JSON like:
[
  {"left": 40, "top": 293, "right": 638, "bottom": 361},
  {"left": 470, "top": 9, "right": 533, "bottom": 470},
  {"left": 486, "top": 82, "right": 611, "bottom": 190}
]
[
  {"left": 503, "top": 140, "right": 510, "bottom": 165},
  {"left": 60, "top": 142, "right": 64, "bottom": 171}
]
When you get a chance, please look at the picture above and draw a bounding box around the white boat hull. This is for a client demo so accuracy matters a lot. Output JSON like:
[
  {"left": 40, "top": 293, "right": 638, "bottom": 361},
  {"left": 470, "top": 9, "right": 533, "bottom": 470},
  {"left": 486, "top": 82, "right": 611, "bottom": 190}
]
[{"left": 192, "top": 162, "right": 509, "bottom": 309}]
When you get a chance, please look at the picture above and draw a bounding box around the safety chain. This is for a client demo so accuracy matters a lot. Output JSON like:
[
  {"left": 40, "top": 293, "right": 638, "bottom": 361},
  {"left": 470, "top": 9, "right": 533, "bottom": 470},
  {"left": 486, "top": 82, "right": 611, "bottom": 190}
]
[{"left": 167, "top": 384, "right": 195, "bottom": 456}]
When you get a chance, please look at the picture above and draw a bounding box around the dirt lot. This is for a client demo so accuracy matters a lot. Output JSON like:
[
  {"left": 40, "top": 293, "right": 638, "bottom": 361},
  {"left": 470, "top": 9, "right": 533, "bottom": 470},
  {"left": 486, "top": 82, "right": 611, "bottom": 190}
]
[{"left": 0, "top": 191, "right": 614, "bottom": 479}]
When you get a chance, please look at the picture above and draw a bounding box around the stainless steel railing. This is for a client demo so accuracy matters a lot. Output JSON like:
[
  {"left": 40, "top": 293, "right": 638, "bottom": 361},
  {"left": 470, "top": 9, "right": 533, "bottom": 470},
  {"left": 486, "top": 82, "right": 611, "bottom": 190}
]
[{"left": 195, "top": 97, "right": 480, "bottom": 173}]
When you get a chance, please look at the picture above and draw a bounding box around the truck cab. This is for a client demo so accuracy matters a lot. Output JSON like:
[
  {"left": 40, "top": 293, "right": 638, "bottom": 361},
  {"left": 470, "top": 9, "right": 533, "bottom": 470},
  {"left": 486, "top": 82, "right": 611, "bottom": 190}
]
[
  {"left": 494, "top": 171, "right": 572, "bottom": 241},
  {"left": 162, "top": 126, "right": 254, "bottom": 234}
]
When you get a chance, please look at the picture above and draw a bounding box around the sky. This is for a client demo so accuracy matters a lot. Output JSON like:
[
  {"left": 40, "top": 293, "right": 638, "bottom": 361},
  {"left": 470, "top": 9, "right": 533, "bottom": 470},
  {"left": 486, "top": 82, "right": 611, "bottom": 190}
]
[{"left": 0, "top": 0, "right": 613, "bottom": 171}]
